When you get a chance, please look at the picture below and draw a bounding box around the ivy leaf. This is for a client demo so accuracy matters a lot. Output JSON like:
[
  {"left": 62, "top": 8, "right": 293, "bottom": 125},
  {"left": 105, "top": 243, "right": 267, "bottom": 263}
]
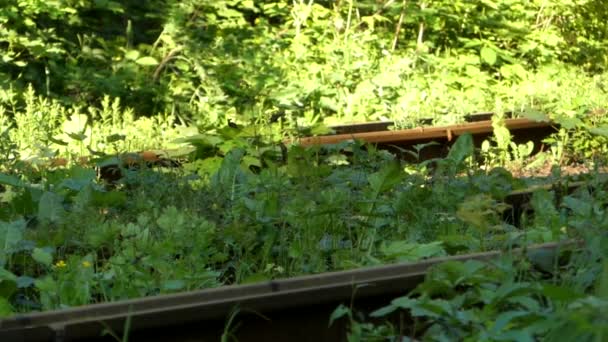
[{"left": 480, "top": 46, "right": 497, "bottom": 65}]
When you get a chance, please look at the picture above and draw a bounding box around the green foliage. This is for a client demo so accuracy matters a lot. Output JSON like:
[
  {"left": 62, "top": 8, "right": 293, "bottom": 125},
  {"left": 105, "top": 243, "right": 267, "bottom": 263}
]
[
  {"left": 0, "top": 2, "right": 607, "bottom": 339},
  {"left": 1, "top": 0, "right": 606, "bottom": 127}
]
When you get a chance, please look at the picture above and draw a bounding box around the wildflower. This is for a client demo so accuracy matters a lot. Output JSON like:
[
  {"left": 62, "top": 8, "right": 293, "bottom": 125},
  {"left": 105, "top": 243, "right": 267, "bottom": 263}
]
[
  {"left": 82, "top": 261, "right": 92, "bottom": 268},
  {"left": 55, "top": 260, "right": 67, "bottom": 268}
]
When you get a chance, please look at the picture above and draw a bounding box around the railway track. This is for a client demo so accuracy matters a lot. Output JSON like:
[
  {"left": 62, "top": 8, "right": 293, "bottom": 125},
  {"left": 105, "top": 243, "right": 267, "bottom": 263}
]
[
  {"left": 0, "top": 241, "right": 576, "bottom": 342},
  {"left": 299, "top": 115, "right": 555, "bottom": 162},
  {"left": 2, "top": 176, "right": 602, "bottom": 342},
  {"left": 2, "top": 113, "right": 592, "bottom": 342}
]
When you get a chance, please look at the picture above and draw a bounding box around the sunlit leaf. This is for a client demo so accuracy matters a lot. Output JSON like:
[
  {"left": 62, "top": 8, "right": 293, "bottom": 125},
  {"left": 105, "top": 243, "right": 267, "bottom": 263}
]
[
  {"left": 480, "top": 46, "right": 497, "bottom": 65},
  {"left": 135, "top": 56, "right": 158, "bottom": 66}
]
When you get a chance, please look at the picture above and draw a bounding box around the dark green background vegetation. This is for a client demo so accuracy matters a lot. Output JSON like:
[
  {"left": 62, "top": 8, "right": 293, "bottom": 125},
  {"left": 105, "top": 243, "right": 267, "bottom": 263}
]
[{"left": 2, "top": 0, "right": 607, "bottom": 127}]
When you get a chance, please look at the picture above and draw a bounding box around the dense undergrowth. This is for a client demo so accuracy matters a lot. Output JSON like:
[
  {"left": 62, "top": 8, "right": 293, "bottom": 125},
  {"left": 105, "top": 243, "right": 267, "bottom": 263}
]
[
  {"left": 1, "top": 0, "right": 608, "bottom": 129},
  {"left": 1, "top": 0, "right": 608, "bottom": 340}
]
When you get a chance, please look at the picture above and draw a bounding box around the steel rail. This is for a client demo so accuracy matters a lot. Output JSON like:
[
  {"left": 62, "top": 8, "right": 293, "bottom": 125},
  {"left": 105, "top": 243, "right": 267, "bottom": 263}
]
[
  {"left": 0, "top": 241, "right": 576, "bottom": 342},
  {"left": 297, "top": 118, "right": 553, "bottom": 146}
]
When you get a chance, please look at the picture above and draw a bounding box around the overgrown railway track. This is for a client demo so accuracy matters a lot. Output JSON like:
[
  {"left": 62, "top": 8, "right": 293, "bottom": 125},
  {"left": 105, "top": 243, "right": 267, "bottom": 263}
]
[
  {"left": 2, "top": 176, "right": 600, "bottom": 342},
  {"left": 0, "top": 241, "right": 576, "bottom": 342},
  {"left": 299, "top": 115, "right": 555, "bottom": 162},
  {"left": 3, "top": 113, "right": 594, "bottom": 342}
]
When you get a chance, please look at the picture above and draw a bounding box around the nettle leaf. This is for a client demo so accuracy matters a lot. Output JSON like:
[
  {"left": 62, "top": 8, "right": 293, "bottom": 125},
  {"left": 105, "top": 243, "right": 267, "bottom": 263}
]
[
  {"left": 329, "top": 304, "right": 351, "bottom": 327},
  {"left": 410, "top": 298, "right": 451, "bottom": 318},
  {"left": 489, "top": 310, "right": 532, "bottom": 335},
  {"left": 370, "top": 297, "right": 416, "bottom": 318},
  {"left": 447, "top": 133, "right": 474, "bottom": 166},
  {"left": 480, "top": 46, "right": 497, "bottom": 65},
  {"left": 368, "top": 161, "right": 404, "bottom": 194}
]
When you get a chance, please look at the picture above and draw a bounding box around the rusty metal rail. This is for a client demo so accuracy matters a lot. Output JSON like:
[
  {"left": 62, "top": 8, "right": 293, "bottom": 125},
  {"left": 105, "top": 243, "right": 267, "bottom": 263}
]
[
  {"left": 296, "top": 117, "right": 556, "bottom": 162},
  {"left": 0, "top": 242, "right": 574, "bottom": 342},
  {"left": 301, "top": 118, "right": 552, "bottom": 146}
]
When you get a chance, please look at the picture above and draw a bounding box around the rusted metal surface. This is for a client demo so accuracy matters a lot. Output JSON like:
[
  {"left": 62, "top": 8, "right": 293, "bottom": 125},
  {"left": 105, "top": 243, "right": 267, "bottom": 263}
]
[
  {"left": 0, "top": 241, "right": 575, "bottom": 342},
  {"left": 301, "top": 118, "right": 552, "bottom": 146},
  {"left": 327, "top": 112, "right": 512, "bottom": 135},
  {"left": 297, "top": 118, "right": 556, "bottom": 163}
]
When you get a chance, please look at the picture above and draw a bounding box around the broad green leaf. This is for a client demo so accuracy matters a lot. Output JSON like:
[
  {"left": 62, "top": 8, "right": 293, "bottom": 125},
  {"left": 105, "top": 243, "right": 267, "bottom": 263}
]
[
  {"left": 480, "top": 46, "right": 497, "bottom": 65},
  {"left": 542, "top": 284, "right": 584, "bottom": 302},
  {"left": 527, "top": 248, "right": 558, "bottom": 273},
  {"left": 162, "top": 280, "right": 185, "bottom": 291},
  {"left": 410, "top": 298, "right": 451, "bottom": 318},
  {"left": 562, "top": 196, "right": 592, "bottom": 216},
  {"left": 0, "top": 297, "right": 12, "bottom": 317},
  {"left": 368, "top": 161, "right": 404, "bottom": 194},
  {"left": 0, "top": 268, "right": 17, "bottom": 282},
  {"left": 381, "top": 241, "right": 446, "bottom": 262},
  {"left": 553, "top": 114, "right": 583, "bottom": 130},
  {"left": 32, "top": 248, "right": 53, "bottom": 266},
  {"left": 329, "top": 304, "right": 351, "bottom": 327},
  {"left": 522, "top": 109, "right": 549, "bottom": 122},
  {"left": 16, "top": 276, "right": 35, "bottom": 288},
  {"left": 135, "top": 56, "right": 158, "bottom": 66},
  {"left": 447, "top": 133, "right": 474, "bottom": 166},
  {"left": 369, "top": 304, "right": 398, "bottom": 317},
  {"left": 0, "top": 268, "right": 18, "bottom": 298},
  {"left": 589, "top": 126, "right": 608, "bottom": 137},
  {"left": 38, "top": 192, "right": 66, "bottom": 224},
  {"left": 125, "top": 50, "right": 140, "bottom": 60},
  {"left": 489, "top": 310, "right": 531, "bottom": 334},
  {"left": 0, "top": 173, "right": 25, "bottom": 188},
  {"left": 91, "top": 190, "right": 127, "bottom": 207},
  {"left": 63, "top": 114, "right": 88, "bottom": 135},
  {"left": 1, "top": 219, "right": 25, "bottom": 254}
]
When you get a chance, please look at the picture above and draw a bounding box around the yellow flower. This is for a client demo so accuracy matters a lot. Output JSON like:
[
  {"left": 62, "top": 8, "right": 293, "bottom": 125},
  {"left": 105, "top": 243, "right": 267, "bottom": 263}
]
[
  {"left": 82, "top": 261, "right": 92, "bottom": 268},
  {"left": 55, "top": 260, "right": 67, "bottom": 268}
]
